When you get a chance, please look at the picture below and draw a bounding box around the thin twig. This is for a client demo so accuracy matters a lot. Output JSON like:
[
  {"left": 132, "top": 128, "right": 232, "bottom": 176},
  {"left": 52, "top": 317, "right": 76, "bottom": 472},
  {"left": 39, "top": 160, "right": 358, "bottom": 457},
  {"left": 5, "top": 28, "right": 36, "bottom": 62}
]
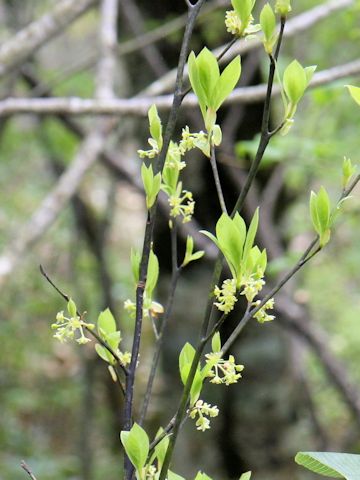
[
  {"left": 209, "top": 144, "right": 227, "bottom": 214},
  {"left": 39, "top": 265, "right": 128, "bottom": 378},
  {"left": 139, "top": 223, "right": 182, "bottom": 425},
  {"left": 0, "top": 0, "right": 97, "bottom": 78},
  {"left": 20, "top": 461, "right": 37, "bottom": 480}
]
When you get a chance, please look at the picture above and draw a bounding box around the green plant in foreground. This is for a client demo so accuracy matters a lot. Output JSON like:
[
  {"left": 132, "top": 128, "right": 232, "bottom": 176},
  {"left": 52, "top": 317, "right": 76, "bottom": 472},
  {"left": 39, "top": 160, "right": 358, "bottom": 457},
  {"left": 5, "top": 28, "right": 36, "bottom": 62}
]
[{"left": 41, "top": 1, "right": 360, "bottom": 479}]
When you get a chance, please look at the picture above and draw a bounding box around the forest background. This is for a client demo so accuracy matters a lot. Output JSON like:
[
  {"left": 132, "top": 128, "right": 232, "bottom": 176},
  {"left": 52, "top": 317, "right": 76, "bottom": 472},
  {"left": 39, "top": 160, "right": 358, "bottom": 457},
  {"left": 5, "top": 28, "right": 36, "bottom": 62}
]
[{"left": 1, "top": 1, "right": 360, "bottom": 479}]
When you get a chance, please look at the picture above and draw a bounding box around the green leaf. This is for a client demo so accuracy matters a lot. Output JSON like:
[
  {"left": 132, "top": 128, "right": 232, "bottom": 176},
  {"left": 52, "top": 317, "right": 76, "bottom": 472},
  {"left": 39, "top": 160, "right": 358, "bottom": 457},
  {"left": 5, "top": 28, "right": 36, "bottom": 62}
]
[
  {"left": 342, "top": 157, "right": 356, "bottom": 188},
  {"left": 194, "top": 472, "right": 213, "bottom": 480},
  {"left": 190, "top": 369, "right": 203, "bottom": 405},
  {"left": 146, "top": 249, "right": 159, "bottom": 298},
  {"left": 275, "top": 0, "right": 292, "bottom": 15},
  {"left": 310, "top": 191, "right": 321, "bottom": 234},
  {"left": 179, "top": 342, "right": 196, "bottom": 377},
  {"left": 200, "top": 230, "right": 221, "bottom": 251},
  {"left": 232, "top": 0, "right": 254, "bottom": 26},
  {"left": 120, "top": 423, "right": 149, "bottom": 474},
  {"left": 346, "top": 85, "right": 360, "bottom": 106},
  {"left": 212, "top": 56, "right": 241, "bottom": 111},
  {"left": 196, "top": 48, "right": 219, "bottom": 105},
  {"left": 131, "top": 248, "right": 141, "bottom": 284},
  {"left": 316, "top": 186, "right": 331, "bottom": 233},
  {"left": 95, "top": 344, "right": 113, "bottom": 364},
  {"left": 168, "top": 471, "right": 186, "bottom": 480},
  {"left": 98, "top": 308, "right": 116, "bottom": 336},
  {"left": 295, "top": 452, "right": 360, "bottom": 479},
  {"left": 188, "top": 51, "right": 208, "bottom": 119},
  {"left": 183, "top": 236, "right": 204, "bottom": 267},
  {"left": 216, "top": 213, "right": 244, "bottom": 279},
  {"left": 211, "top": 332, "right": 221, "bottom": 353},
  {"left": 141, "top": 163, "right": 161, "bottom": 209},
  {"left": 283, "top": 60, "right": 307, "bottom": 105},
  {"left": 260, "top": 4, "right": 276, "bottom": 48},
  {"left": 67, "top": 298, "right": 77, "bottom": 317},
  {"left": 148, "top": 104, "right": 162, "bottom": 150},
  {"left": 242, "top": 208, "right": 259, "bottom": 263},
  {"left": 153, "top": 428, "right": 169, "bottom": 468},
  {"left": 239, "top": 473, "right": 252, "bottom": 480}
]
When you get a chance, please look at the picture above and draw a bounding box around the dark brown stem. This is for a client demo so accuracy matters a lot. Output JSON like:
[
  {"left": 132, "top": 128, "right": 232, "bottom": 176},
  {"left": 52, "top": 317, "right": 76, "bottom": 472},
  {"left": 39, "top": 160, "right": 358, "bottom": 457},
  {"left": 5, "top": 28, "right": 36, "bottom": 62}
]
[{"left": 123, "top": 2, "right": 206, "bottom": 479}]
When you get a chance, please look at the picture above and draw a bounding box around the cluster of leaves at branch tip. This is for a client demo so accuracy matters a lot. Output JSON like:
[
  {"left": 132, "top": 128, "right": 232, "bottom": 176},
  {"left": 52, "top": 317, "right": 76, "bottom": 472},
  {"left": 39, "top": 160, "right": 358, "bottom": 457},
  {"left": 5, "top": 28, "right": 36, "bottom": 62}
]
[
  {"left": 120, "top": 421, "right": 251, "bottom": 480},
  {"left": 94, "top": 308, "right": 131, "bottom": 380},
  {"left": 188, "top": 47, "right": 241, "bottom": 143},
  {"left": 201, "top": 209, "right": 275, "bottom": 322},
  {"left": 275, "top": 0, "right": 291, "bottom": 16},
  {"left": 309, "top": 187, "right": 332, "bottom": 248},
  {"left": 124, "top": 248, "right": 163, "bottom": 320},
  {"left": 53, "top": 300, "right": 130, "bottom": 379},
  {"left": 260, "top": 4, "right": 278, "bottom": 54},
  {"left": 280, "top": 60, "right": 316, "bottom": 135}
]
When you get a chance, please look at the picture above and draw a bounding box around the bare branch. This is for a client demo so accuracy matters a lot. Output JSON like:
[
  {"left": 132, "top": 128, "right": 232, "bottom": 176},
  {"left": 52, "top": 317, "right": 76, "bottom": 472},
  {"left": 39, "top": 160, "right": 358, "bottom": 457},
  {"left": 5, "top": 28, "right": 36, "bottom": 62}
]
[
  {"left": 20, "top": 461, "right": 37, "bottom": 480},
  {"left": 0, "top": 0, "right": 98, "bottom": 78},
  {"left": 0, "top": 0, "right": 119, "bottom": 288},
  {"left": 2, "top": 57, "right": 360, "bottom": 116}
]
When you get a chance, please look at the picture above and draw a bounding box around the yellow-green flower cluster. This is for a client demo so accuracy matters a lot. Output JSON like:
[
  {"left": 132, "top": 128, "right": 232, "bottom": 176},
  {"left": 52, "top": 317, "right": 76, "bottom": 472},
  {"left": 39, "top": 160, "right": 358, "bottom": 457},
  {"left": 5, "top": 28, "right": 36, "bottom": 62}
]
[
  {"left": 225, "top": 11, "right": 260, "bottom": 37},
  {"left": 189, "top": 399, "right": 219, "bottom": 432},
  {"left": 240, "top": 274, "right": 265, "bottom": 302},
  {"left": 52, "top": 310, "right": 94, "bottom": 345},
  {"left": 205, "top": 352, "right": 244, "bottom": 385},
  {"left": 253, "top": 298, "right": 275, "bottom": 323},
  {"left": 124, "top": 297, "right": 164, "bottom": 320},
  {"left": 214, "top": 278, "right": 237, "bottom": 313},
  {"left": 169, "top": 188, "right": 195, "bottom": 223},
  {"left": 138, "top": 138, "right": 161, "bottom": 159},
  {"left": 178, "top": 126, "right": 208, "bottom": 155}
]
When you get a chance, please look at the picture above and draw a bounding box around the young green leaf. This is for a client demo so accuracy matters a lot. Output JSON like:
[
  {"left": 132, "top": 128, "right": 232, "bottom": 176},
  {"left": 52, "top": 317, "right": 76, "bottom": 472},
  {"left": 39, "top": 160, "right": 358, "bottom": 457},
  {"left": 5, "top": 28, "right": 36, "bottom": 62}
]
[
  {"left": 145, "top": 249, "right": 159, "bottom": 299},
  {"left": 346, "top": 85, "right": 360, "bottom": 106},
  {"left": 148, "top": 104, "right": 163, "bottom": 151},
  {"left": 231, "top": 0, "right": 254, "bottom": 27},
  {"left": 131, "top": 248, "right": 141, "bottom": 284},
  {"left": 211, "top": 332, "right": 221, "bottom": 353},
  {"left": 295, "top": 451, "right": 360, "bottom": 479},
  {"left": 275, "top": 0, "right": 292, "bottom": 15},
  {"left": 196, "top": 48, "right": 220, "bottom": 106},
  {"left": 239, "top": 473, "right": 252, "bottom": 480},
  {"left": 95, "top": 344, "right": 113, "bottom": 364},
  {"left": 168, "top": 471, "right": 186, "bottom": 480},
  {"left": 342, "top": 157, "right": 356, "bottom": 189},
  {"left": 212, "top": 56, "right": 241, "bottom": 111},
  {"left": 260, "top": 4, "right": 276, "bottom": 53},
  {"left": 182, "top": 235, "right": 205, "bottom": 267},
  {"left": 120, "top": 423, "right": 149, "bottom": 475},
  {"left": 141, "top": 163, "right": 161, "bottom": 209},
  {"left": 188, "top": 51, "right": 208, "bottom": 118},
  {"left": 283, "top": 60, "right": 308, "bottom": 105},
  {"left": 194, "top": 472, "right": 213, "bottom": 480},
  {"left": 67, "top": 298, "right": 77, "bottom": 317},
  {"left": 153, "top": 428, "right": 169, "bottom": 468},
  {"left": 98, "top": 308, "right": 116, "bottom": 336}
]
